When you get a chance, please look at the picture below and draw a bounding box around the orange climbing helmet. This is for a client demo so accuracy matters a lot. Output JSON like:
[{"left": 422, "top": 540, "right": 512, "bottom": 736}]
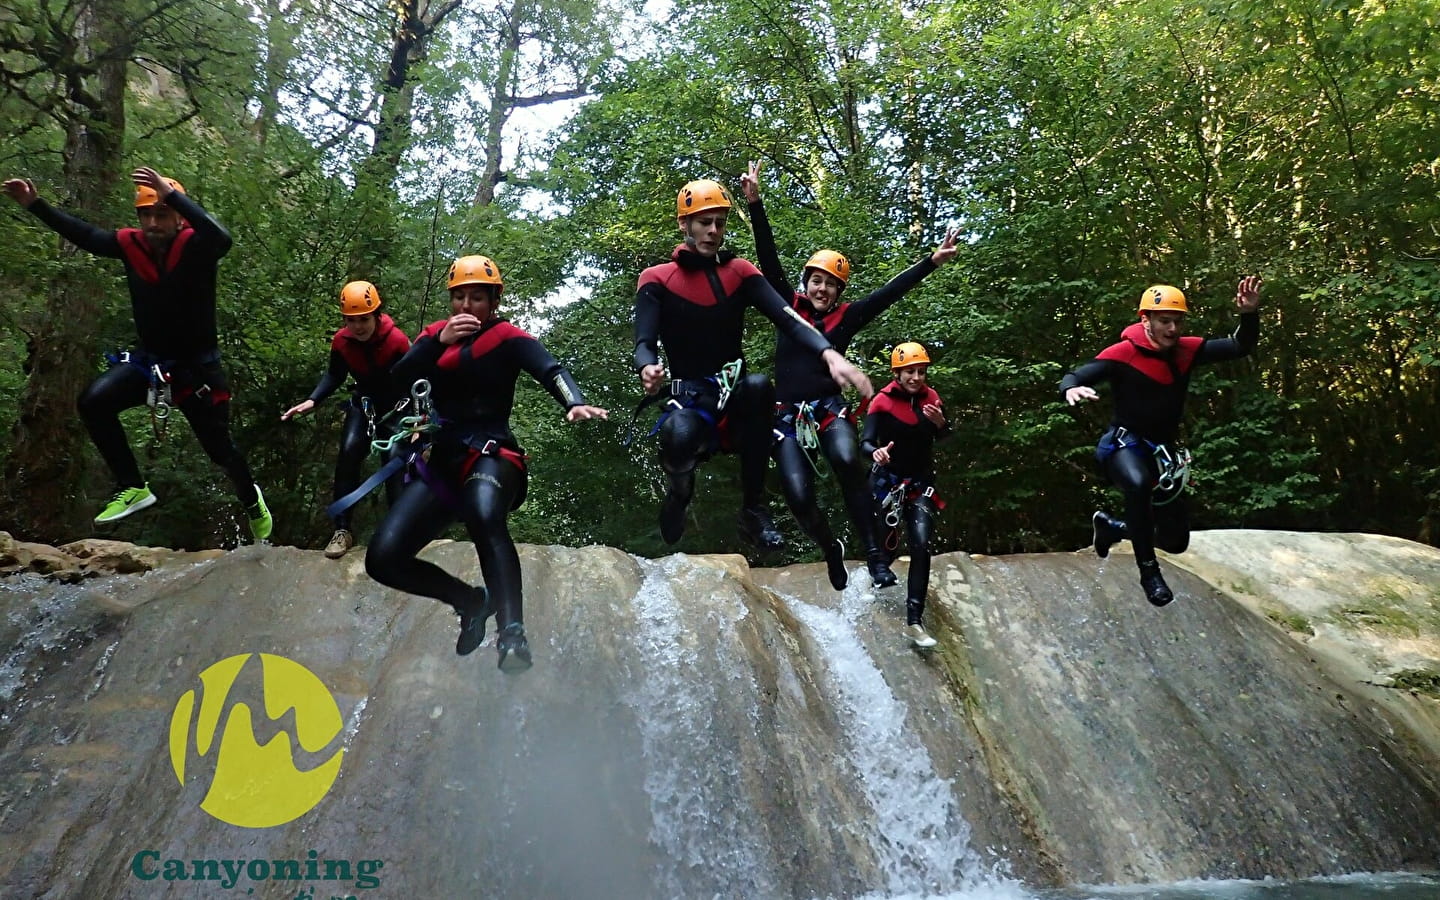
[
  {"left": 890, "top": 342, "right": 931, "bottom": 369},
  {"left": 803, "top": 250, "right": 851, "bottom": 286},
  {"left": 1138, "top": 284, "right": 1189, "bottom": 316},
  {"left": 134, "top": 178, "right": 185, "bottom": 208},
  {"left": 447, "top": 255, "right": 503, "bottom": 293},
  {"left": 339, "top": 281, "right": 382, "bottom": 316},
  {"left": 676, "top": 179, "right": 732, "bottom": 218}
]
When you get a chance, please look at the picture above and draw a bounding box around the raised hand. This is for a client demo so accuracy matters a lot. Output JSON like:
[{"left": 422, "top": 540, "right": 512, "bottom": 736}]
[
  {"left": 131, "top": 167, "right": 174, "bottom": 201},
  {"left": 3, "top": 178, "right": 37, "bottom": 207},
  {"left": 930, "top": 228, "right": 960, "bottom": 266},
  {"left": 740, "top": 160, "right": 762, "bottom": 204},
  {"left": 1235, "top": 275, "right": 1262, "bottom": 313}
]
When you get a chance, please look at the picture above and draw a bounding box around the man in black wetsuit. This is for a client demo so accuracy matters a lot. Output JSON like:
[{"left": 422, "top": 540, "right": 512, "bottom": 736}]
[
  {"left": 634, "top": 177, "right": 872, "bottom": 550},
  {"left": 740, "top": 160, "right": 956, "bottom": 589},
  {"left": 3, "top": 168, "right": 272, "bottom": 539},
  {"left": 1059, "top": 277, "right": 1261, "bottom": 606}
]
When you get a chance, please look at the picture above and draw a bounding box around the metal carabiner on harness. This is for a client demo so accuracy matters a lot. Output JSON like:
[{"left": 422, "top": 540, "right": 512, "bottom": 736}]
[
  {"left": 715, "top": 359, "right": 743, "bottom": 412},
  {"left": 876, "top": 475, "right": 906, "bottom": 528},
  {"left": 1153, "top": 444, "right": 1193, "bottom": 503},
  {"left": 146, "top": 364, "right": 172, "bottom": 409},
  {"left": 794, "top": 401, "right": 820, "bottom": 451},
  {"left": 371, "top": 379, "right": 439, "bottom": 454},
  {"left": 411, "top": 379, "right": 432, "bottom": 416},
  {"left": 362, "top": 396, "right": 376, "bottom": 439}
]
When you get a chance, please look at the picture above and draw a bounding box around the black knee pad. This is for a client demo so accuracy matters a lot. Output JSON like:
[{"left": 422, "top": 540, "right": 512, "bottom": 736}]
[{"left": 659, "top": 410, "right": 709, "bottom": 471}]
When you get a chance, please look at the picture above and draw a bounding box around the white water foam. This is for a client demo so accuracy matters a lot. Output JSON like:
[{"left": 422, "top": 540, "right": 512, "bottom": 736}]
[
  {"left": 784, "top": 572, "right": 1035, "bottom": 900},
  {"left": 625, "top": 555, "right": 779, "bottom": 898}
]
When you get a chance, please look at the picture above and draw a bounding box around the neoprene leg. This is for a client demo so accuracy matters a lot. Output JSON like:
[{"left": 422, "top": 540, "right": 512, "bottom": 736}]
[
  {"left": 332, "top": 404, "right": 370, "bottom": 529},
  {"left": 821, "top": 421, "right": 882, "bottom": 554},
  {"left": 365, "top": 480, "right": 467, "bottom": 605},
  {"left": 457, "top": 456, "right": 526, "bottom": 630},
  {"left": 903, "top": 497, "right": 937, "bottom": 621},
  {"left": 658, "top": 408, "right": 709, "bottom": 479},
  {"left": 77, "top": 366, "right": 149, "bottom": 489},
  {"left": 1154, "top": 496, "right": 1191, "bottom": 554},
  {"left": 179, "top": 397, "right": 258, "bottom": 507},
  {"left": 729, "top": 373, "right": 776, "bottom": 508},
  {"left": 775, "top": 436, "right": 834, "bottom": 548},
  {"left": 1105, "top": 447, "right": 1159, "bottom": 564}
]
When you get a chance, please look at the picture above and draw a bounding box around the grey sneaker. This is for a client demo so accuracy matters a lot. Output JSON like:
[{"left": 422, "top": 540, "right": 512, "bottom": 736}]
[
  {"left": 323, "top": 529, "right": 354, "bottom": 559},
  {"left": 904, "top": 624, "right": 937, "bottom": 649}
]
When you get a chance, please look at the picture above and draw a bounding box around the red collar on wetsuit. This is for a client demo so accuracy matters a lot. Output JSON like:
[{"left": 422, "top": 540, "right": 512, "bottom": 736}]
[
  {"left": 1100, "top": 322, "right": 1202, "bottom": 382},
  {"left": 116, "top": 226, "right": 195, "bottom": 283},
  {"left": 868, "top": 380, "right": 940, "bottom": 424},
  {"left": 794, "top": 293, "right": 846, "bottom": 331}
]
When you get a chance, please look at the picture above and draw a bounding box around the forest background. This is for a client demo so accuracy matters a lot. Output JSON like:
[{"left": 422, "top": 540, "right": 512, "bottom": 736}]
[{"left": 1, "top": 0, "right": 1437, "bottom": 562}]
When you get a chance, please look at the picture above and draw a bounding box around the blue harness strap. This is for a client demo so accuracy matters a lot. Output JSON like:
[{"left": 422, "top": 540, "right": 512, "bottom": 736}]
[{"left": 326, "top": 454, "right": 408, "bottom": 520}]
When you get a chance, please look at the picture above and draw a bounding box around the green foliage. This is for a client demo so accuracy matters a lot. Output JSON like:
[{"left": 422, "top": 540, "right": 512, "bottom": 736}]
[{"left": 1, "top": 0, "right": 1438, "bottom": 556}]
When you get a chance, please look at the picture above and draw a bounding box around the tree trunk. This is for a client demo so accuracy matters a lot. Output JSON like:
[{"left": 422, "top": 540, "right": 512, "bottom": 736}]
[
  {"left": 1, "top": 0, "right": 129, "bottom": 542},
  {"left": 473, "top": 0, "right": 524, "bottom": 209},
  {"left": 349, "top": 0, "right": 461, "bottom": 275}
]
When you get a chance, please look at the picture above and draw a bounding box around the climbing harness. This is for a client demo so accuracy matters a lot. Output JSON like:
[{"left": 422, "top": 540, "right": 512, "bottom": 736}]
[
  {"left": 106, "top": 351, "right": 181, "bottom": 446},
  {"left": 328, "top": 380, "right": 438, "bottom": 520},
  {"left": 1151, "top": 442, "right": 1192, "bottom": 506},
  {"left": 369, "top": 380, "right": 437, "bottom": 454},
  {"left": 872, "top": 468, "right": 943, "bottom": 550},
  {"left": 622, "top": 358, "right": 743, "bottom": 448},
  {"left": 775, "top": 395, "right": 852, "bottom": 474},
  {"left": 1103, "top": 426, "right": 1193, "bottom": 506}
]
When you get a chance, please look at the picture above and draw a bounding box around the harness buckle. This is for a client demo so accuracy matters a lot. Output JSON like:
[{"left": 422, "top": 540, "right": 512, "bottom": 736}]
[{"left": 480, "top": 439, "right": 498, "bottom": 456}]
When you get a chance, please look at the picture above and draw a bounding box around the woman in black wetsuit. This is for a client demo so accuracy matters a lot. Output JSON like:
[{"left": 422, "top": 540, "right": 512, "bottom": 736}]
[
  {"left": 282, "top": 281, "right": 412, "bottom": 559},
  {"left": 861, "top": 342, "right": 950, "bottom": 648},
  {"left": 740, "top": 161, "right": 956, "bottom": 590},
  {"left": 364, "top": 255, "right": 608, "bottom": 671}
]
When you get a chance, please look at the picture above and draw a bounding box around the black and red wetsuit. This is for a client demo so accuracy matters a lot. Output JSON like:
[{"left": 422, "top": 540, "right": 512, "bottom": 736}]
[
  {"left": 633, "top": 243, "right": 833, "bottom": 538},
  {"left": 25, "top": 193, "right": 258, "bottom": 507},
  {"left": 748, "top": 197, "right": 939, "bottom": 569},
  {"left": 304, "top": 313, "right": 412, "bottom": 527},
  {"left": 308, "top": 313, "right": 412, "bottom": 409},
  {"left": 1059, "top": 313, "right": 1259, "bottom": 564},
  {"left": 365, "top": 316, "right": 588, "bottom": 637},
  {"left": 861, "top": 381, "right": 951, "bottom": 621}
]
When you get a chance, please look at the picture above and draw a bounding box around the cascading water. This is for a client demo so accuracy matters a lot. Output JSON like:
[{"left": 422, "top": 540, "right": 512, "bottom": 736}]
[
  {"left": 626, "top": 555, "right": 782, "bottom": 898},
  {"left": 780, "top": 569, "right": 1036, "bottom": 900}
]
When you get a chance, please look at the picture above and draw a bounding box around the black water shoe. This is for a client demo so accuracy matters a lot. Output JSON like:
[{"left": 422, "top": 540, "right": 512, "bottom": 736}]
[
  {"left": 738, "top": 506, "right": 784, "bottom": 552},
  {"left": 1092, "top": 510, "right": 1127, "bottom": 559},
  {"left": 1138, "top": 560, "right": 1174, "bottom": 607},
  {"left": 497, "top": 623, "right": 533, "bottom": 673},
  {"left": 824, "top": 539, "right": 848, "bottom": 591},
  {"left": 455, "top": 586, "right": 495, "bottom": 656}
]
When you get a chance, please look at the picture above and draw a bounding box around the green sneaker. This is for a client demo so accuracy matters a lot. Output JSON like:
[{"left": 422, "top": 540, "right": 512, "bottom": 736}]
[
  {"left": 95, "top": 484, "right": 157, "bottom": 524},
  {"left": 247, "top": 484, "right": 273, "bottom": 541}
]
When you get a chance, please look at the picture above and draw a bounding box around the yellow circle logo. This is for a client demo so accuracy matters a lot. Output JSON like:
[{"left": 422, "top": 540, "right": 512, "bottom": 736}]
[{"left": 168, "top": 653, "right": 345, "bottom": 828}]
